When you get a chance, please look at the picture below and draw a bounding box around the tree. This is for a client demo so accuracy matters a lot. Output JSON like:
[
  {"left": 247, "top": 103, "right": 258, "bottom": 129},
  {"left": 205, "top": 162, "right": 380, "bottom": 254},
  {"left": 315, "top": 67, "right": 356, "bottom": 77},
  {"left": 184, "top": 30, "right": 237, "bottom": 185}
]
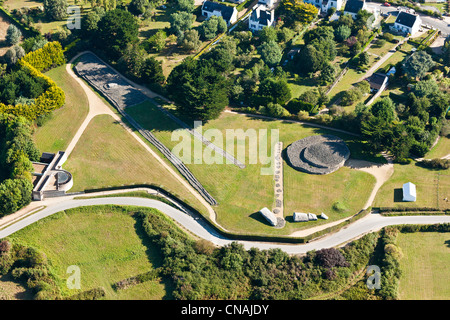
[
  {"left": 304, "top": 26, "right": 334, "bottom": 45},
  {"left": 4, "top": 45, "right": 25, "bottom": 66},
  {"left": 166, "top": 58, "right": 229, "bottom": 121},
  {"left": 403, "top": 51, "right": 434, "bottom": 80},
  {"left": 294, "top": 44, "right": 326, "bottom": 74},
  {"left": 141, "top": 57, "right": 165, "bottom": 85},
  {"left": 199, "top": 16, "right": 227, "bottom": 40},
  {"left": 6, "top": 25, "right": 22, "bottom": 46},
  {"left": 174, "top": 0, "right": 195, "bottom": 13},
  {"left": 129, "top": 0, "right": 149, "bottom": 15},
  {"left": 341, "top": 87, "right": 363, "bottom": 106},
  {"left": 96, "top": 9, "right": 140, "bottom": 60},
  {"left": 147, "top": 30, "right": 167, "bottom": 52},
  {"left": 314, "top": 248, "right": 349, "bottom": 269},
  {"left": 281, "top": 0, "right": 318, "bottom": 26},
  {"left": 259, "top": 102, "right": 290, "bottom": 117},
  {"left": 334, "top": 25, "right": 351, "bottom": 42},
  {"left": 319, "top": 63, "right": 336, "bottom": 84},
  {"left": 358, "top": 51, "right": 370, "bottom": 67},
  {"left": 370, "top": 97, "right": 396, "bottom": 123},
  {"left": 258, "top": 77, "right": 291, "bottom": 105},
  {"left": 169, "top": 11, "right": 195, "bottom": 36},
  {"left": 43, "top": 0, "right": 68, "bottom": 21},
  {"left": 258, "top": 26, "right": 278, "bottom": 43},
  {"left": 82, "top": 6, "right": 106, "bottom": 37},
  {"left": 179, "top": 29, "right": 201, "bottom": 52},
  {"left": 259, "top": 41, "right": 282, "bottom": 66}
]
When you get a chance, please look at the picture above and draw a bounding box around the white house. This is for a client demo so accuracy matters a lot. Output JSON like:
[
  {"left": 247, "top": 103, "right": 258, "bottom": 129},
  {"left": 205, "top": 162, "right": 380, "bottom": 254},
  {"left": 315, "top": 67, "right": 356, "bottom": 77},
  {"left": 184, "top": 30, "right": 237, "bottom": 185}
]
[
  {"left": 343, "top": 0, "right": 366, "bottom": 18},
  {"left": 303, "top": 0, "right": 344, "bottom": 13},
  {"left": 249, "top": 5, "right": 275, "bottom": 32},
  {"left": 392, "top": 11, "right": 422, "bottom": 36},
  {"left": 201, "top": 1, "right": 238, "bottom": 26},
  {"left": 402, "top": 182, "right": 417, "bottom": 202}
]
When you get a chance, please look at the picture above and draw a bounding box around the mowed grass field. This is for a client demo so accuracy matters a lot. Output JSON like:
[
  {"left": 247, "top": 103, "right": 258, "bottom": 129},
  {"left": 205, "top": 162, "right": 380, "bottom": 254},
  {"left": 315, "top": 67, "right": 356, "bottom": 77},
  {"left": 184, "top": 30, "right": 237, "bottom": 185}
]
[
  {"left": 33, "top": 65, "right": 89, "bottom": 153},
  {"left": 7, "top": 205, "right": 169, "bottom": 299},
  {"left": 63, "top": 114, "right": 209, "bottom": 217},
  {"left": 125, "top": 101, "right": 377, "bottom": 236},
  {"left": 397, "top": 232, "right": 450, "bottom": 300},
  {"left": 373, "top": 162, "right": 450, "bottom": 210}
]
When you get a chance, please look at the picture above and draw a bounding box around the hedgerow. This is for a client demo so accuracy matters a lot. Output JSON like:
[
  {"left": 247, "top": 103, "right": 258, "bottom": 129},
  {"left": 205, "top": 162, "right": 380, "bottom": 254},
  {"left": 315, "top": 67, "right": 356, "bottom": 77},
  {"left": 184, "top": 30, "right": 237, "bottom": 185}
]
[{"left": 0, "top": 42, "right": 66, "bottom": 121}]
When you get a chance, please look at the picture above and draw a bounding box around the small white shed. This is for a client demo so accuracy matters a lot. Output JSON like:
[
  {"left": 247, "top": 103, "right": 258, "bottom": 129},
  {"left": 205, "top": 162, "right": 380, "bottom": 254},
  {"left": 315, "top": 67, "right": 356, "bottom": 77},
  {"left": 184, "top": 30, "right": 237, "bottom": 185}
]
[
  {"left": 320, "top": 212, "right": 329, "bottom": 220},
  {"left": 293, "top": 212, "right": 309, "bottom": 222},
  {"left": 402, "top": 182, "right": 416, "bottom": 202},
  {"left": 259, "top": 207, "right": 277, "bottom": 226}
]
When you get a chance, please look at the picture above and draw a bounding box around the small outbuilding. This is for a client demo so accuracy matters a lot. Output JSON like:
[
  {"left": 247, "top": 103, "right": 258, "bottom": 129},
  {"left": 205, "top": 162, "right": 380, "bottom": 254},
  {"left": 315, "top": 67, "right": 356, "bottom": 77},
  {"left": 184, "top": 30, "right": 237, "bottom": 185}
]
[
  {"left": 259, "top": 207, "right": 277, "bottom": 226},
  {"left": 402, "top": 182, "right": 416, "bottom": 202},
  {"left": 293, "top": 212, "right": 309, "bottom": 222}
]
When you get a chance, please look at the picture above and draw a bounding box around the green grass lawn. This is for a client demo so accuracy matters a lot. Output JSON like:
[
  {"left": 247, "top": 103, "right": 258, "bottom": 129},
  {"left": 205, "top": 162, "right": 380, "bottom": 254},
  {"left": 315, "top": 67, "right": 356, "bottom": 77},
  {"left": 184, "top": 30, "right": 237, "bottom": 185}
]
[
  {"left": 397, "top": 232, "right": 450, "bottom": 300},
  {"left": 63, "top": 114, "right": 209, "bottom": 216},
  {"left": 33, "top": 65, "right": 89, "bottom": 153},
  {"left": 367, "top": 39, "right": 397, "bottom": 57},
  {"left": 425, "top": 134, "right": 450, "bottom": 159},
  {"left": 126, "top": 101, "right": 378, "bottom": 236},
  {"left": 7, "top": 205, "right": 169, "bottom": 299},
  {"left": 373, "top": 161, "right": 450, "bottom": 210}
]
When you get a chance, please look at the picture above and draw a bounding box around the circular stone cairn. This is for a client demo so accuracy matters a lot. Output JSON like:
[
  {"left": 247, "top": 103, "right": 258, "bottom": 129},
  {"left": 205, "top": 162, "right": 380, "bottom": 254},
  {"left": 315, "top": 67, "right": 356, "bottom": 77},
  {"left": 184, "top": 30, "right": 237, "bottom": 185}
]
[{"left": 286, "top": 135, "right": 350, "bottom": 175}]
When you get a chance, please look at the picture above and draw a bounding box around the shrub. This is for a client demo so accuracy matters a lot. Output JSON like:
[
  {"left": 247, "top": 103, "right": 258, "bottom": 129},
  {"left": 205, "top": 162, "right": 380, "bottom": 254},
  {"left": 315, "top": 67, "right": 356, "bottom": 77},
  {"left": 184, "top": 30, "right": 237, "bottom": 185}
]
[
  {"left": 6, "top": 25, "right": 22, "bottom": 45},
  {"left": 315, "top": 248, "right": 349, "bottom": 269},
  {"left": 419, "top": 158, "right": 450, "bottom": 170}
]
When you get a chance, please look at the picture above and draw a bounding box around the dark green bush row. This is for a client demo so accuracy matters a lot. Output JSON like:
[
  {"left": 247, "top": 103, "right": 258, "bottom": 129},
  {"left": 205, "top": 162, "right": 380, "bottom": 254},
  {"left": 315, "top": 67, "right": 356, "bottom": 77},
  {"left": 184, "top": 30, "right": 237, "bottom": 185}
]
[
  {"left": 65, "top": 287, "right": 106, "bottom": 300},
  {"left": 378, "top": 206, "right": 441, "bottom": 212},
  {"left": 112, "top": 269, "right": 161, "bottom": 291}
]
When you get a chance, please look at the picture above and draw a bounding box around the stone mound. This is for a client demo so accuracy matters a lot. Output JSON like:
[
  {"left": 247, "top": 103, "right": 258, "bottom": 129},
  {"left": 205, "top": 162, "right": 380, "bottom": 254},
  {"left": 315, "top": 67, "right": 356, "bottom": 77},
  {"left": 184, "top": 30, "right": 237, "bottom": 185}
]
[{"left": 286, "top": 135, "right": 350, "bottom": 175}]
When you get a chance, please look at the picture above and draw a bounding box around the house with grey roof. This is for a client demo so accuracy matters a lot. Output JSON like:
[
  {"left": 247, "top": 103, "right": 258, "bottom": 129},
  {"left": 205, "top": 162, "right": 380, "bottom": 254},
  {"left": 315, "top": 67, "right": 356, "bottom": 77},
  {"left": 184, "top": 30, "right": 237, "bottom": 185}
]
[
  {"left": 343, "top": 0, "right": 366, "bottom": 18},
  {"left": 201, "top": 1, "right": 238, "bottom": 26},
  {"left": 249, "top": 5, "right": 275, "bottom": 32},
  {"left": 392, "top": 11, "right": 422, "bottom": 36}
]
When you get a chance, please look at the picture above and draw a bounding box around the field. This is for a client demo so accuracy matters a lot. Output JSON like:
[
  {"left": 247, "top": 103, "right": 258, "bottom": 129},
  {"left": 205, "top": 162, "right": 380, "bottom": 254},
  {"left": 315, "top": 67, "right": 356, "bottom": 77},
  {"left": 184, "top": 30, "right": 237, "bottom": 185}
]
[
  {"left": 125, "top": 100, "right": 378, "bottom": 236},
  {"left": 425, "top": 134, "right": 450, "bottom": 159},
  {"left": 63, "top": 114, "right": 208, "bottom": 216},
  {"left": 373, "top": 162, "right": 450, "bottom": 210},
  {"left": 397, "top": 232, "right": 450, "bottom": 300},
  {"left": 33, "top": 65, "right": 89, "bottom": 153},
  {"left": 4, "top": 205, "right": 169, "bottom": 299}
]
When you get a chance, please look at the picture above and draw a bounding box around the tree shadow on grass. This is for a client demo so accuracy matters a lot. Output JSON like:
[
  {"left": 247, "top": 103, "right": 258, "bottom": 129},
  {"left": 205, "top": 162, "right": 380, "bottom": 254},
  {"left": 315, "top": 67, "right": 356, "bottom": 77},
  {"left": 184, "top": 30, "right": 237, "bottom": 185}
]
[
  {"left": 249, "top": 211, "right": 273, "bottom": 227},
  {"left": 445, "top": 240, "right": 450, "bottom": 248},
  {"left": 132, "top": 213, "right": 175, "bottom": 300}
]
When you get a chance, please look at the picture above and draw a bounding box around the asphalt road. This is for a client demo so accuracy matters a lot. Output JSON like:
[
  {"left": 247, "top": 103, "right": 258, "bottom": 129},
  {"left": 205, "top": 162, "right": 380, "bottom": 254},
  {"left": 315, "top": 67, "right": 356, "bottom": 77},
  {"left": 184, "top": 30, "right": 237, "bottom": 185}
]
[{"left": 1, "top": 197, "right": 449, "bottom": 254}]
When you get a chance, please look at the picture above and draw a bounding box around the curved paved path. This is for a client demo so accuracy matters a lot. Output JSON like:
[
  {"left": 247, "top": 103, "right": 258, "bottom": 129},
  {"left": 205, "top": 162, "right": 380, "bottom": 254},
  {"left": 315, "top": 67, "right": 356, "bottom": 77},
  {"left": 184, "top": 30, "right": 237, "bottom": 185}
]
[{"left": 1, "top": 195, "right": 449, "bottom": 255}]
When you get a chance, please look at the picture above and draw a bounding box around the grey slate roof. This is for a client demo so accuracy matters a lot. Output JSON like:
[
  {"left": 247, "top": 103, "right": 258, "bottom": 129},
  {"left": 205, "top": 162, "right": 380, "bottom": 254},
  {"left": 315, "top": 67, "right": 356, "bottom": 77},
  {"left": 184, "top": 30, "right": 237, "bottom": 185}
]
[
  {"left": 367, "top": 73, "right": 388, "bottom": 90},
  {"left": 344, "top": 0, "right": 365, "bottom": 13},
  {"left": 395, "top": 11, "right": 419, "bottom": 28},
  {"left": 202, "top": 1, "right": 235, "bottom": 23},
  {"left": 250, "top": 7, "right": 273, "bottom": 26}
]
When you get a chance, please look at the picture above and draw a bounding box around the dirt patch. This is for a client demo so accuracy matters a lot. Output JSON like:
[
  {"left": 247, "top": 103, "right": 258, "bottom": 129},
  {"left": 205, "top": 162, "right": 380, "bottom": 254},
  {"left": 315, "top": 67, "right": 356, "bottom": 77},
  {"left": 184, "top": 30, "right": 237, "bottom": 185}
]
[
  {"left": 0, "top": 274, "right": 34, "bottom": 300},
  {"left": 0, "top": 14, "right": 12, "bottom": 56}
]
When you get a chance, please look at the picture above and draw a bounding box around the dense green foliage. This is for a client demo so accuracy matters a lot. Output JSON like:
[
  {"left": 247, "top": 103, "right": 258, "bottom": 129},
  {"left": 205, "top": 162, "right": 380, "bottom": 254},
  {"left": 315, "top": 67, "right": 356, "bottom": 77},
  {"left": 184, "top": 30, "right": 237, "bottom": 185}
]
[
  {"left": 135, "top": 208, "right": 380, "bottom": 300},
  {"left": 43, "top": 0, "right": 68, "bottom": 21},
  {"left": 166, "top": 57, "right": 229, "bottom": 121},
  {"left": 95, "top": 9, "right": 140, "bottom": 60},
  {"left": 0, "top": 114, "right": 39, "bottom": 216}
]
